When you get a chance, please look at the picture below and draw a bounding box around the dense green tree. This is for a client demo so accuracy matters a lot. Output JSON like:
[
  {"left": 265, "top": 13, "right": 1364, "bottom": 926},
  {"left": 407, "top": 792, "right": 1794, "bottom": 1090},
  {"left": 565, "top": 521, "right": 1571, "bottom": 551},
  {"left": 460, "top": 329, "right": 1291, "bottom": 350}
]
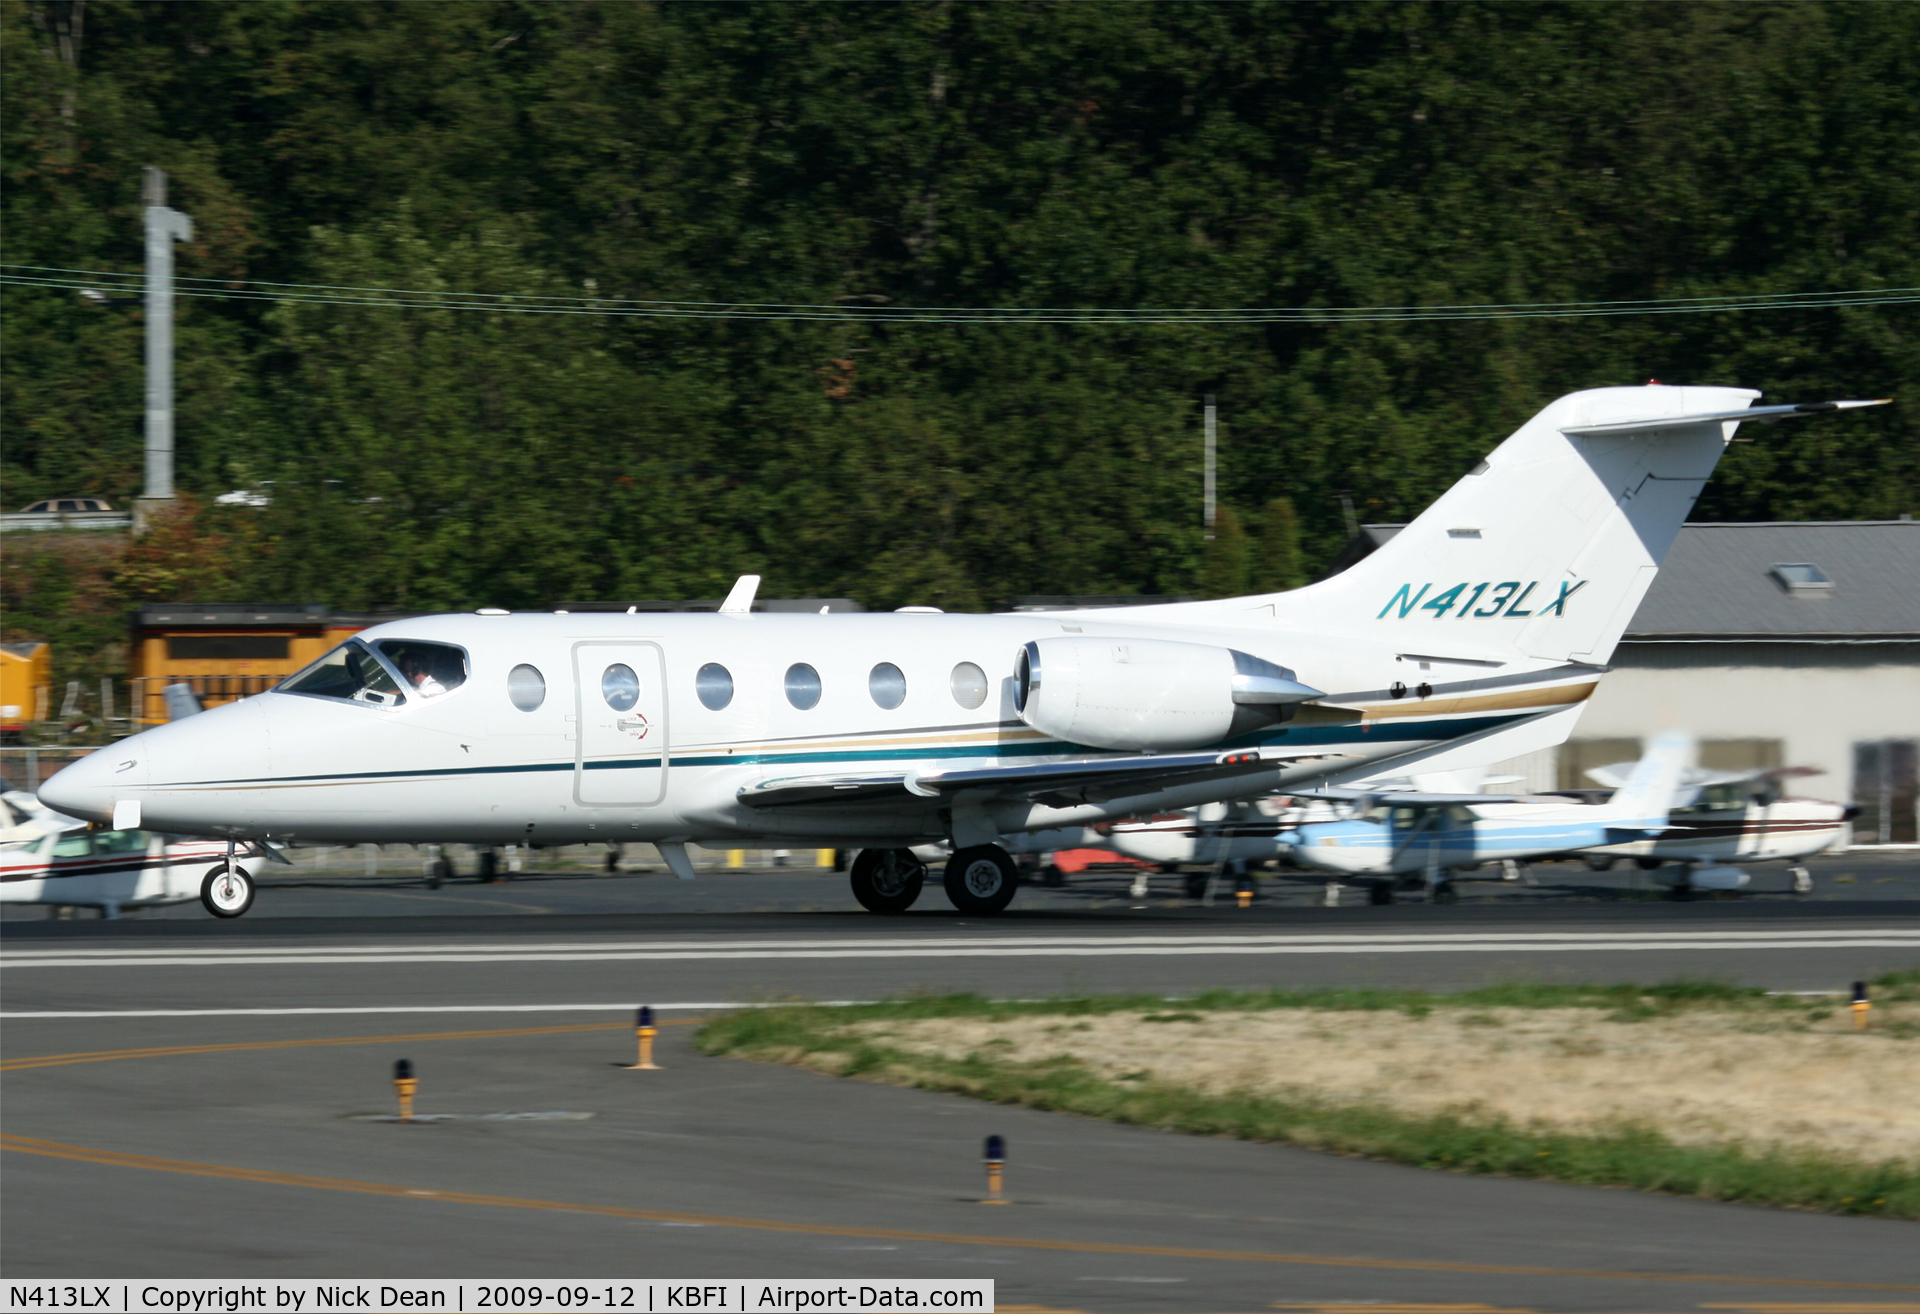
[
  {"left": 2, "top": 0, "right": 1915, "bottom": 672},
  {"left": 1199, "top": 506, "right": 1249, "bottom": 601},
  {"left": 1251, "top": 497, "right": 1307, "bottom": 593}
]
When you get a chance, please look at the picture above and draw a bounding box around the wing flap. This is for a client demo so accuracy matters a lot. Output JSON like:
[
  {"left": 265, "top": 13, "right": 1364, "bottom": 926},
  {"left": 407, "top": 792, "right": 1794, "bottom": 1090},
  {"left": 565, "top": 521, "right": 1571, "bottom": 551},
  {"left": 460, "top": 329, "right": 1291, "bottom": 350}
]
[{"left": 738, "top": 748, "right": 1343, "bottom": 810}]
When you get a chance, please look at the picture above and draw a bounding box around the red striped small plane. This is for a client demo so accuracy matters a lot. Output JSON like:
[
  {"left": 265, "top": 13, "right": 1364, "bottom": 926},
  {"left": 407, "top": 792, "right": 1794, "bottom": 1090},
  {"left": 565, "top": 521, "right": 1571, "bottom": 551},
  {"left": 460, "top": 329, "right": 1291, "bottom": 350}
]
[{"left": 0, "top": 802, "right": 248, "bottom": 919}]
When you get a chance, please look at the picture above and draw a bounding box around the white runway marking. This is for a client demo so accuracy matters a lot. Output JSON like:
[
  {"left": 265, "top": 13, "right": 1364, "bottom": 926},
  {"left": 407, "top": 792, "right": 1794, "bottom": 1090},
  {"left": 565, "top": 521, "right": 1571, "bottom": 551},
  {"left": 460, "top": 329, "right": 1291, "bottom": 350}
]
[
  {"left": 0, "top": 1001, "right": 864, "bottom": 1018},
  {"left": 3, "top": 927, "right": 1916, "bottom": 969}
]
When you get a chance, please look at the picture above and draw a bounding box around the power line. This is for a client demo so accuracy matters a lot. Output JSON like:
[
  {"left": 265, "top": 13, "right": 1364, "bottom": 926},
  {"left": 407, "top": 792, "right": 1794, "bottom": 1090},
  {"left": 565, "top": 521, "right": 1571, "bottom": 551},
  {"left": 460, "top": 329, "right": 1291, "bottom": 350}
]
[{"left": 3, "top": 263, "right": 1915, "bottom": 324}]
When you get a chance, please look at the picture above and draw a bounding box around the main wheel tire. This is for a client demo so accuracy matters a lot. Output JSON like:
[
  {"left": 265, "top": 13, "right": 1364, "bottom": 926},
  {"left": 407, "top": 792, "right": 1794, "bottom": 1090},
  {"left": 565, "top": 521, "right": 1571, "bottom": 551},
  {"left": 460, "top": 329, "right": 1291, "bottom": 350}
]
[
  {"left": 1184, "top": 870, "right": 1209, "bottom": 900},
  {"left": 426, "top": 857, "right": 449, "bottom": 889},
  {"left": 1634, "top": 857, "right": 1664, "bottom": 871},
  {"left": 477, "top": 851, "right": 500, "bottom": 883},
  {"left": 1367, "top": 881, "right": 1395, "bottom": 906},
  {"left": 849, "top": 848, "right": 926, "bottom": 913},
  {"left": 1583, "top": 855, "right": 1616, "bottom": 873},
  {"left": 1432, "top": 880, "right": 1459, "bottom": 905},
  {"left": 943, "top": 845, "right": 1019, "bottom": 915},
  {"left": 201, "top": 864, "right": 255, "bottom": 918}
]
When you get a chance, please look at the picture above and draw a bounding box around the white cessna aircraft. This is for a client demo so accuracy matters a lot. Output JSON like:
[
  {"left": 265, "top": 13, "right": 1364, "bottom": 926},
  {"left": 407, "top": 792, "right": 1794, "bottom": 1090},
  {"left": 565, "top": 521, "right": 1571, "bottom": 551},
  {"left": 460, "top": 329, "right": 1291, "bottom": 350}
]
[{"left": 38, "top": 386, "right": 1882, "bottom": 916}]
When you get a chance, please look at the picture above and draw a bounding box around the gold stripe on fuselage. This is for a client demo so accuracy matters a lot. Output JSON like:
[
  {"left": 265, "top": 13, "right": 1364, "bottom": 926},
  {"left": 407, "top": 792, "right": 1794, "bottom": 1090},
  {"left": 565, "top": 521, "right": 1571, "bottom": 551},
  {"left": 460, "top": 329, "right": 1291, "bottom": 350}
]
[{"left": 1354, "top": 680, "right": 1597, "bottom": 722}]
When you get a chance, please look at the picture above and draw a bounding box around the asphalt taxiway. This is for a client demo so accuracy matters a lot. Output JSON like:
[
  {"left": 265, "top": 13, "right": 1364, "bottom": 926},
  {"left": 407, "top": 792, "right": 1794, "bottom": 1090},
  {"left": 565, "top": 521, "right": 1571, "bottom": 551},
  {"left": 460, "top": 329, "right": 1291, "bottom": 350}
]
[{"left": 4, "top": 862, "right": 1916, "bottom": 1302}]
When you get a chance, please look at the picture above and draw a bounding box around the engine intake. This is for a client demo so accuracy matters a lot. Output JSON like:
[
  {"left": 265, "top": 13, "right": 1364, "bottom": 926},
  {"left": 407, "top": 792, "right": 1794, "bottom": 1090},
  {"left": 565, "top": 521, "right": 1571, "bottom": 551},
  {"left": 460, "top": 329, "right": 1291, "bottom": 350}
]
[{"left": 1013, "top": 637, "right": 1321, "bottom": 752}]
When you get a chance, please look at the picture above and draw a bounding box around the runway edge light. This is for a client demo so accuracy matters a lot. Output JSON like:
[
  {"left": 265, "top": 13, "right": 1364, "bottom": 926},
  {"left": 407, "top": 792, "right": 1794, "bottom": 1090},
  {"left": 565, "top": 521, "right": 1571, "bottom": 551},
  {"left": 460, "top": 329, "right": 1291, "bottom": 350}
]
[
  {"left": 1851, "top": 981, "right": 1871, "bottom": 1031},
  {"left": 393, "top": 1058, "right": 416, "bottom": 1121},
  {"left": 626, "top": 1005, "right": 661, "bottom": 1070},
  {"left": 983, "top": 1134, "right": 1006, "bottom": 1204}
]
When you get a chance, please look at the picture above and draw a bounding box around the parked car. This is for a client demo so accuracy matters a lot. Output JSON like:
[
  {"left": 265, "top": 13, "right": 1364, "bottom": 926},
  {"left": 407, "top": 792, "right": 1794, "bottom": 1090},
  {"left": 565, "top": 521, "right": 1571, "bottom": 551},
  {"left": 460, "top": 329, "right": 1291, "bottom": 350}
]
[{"left": 17, "top": 496, "right": 115, "bottom": 513}]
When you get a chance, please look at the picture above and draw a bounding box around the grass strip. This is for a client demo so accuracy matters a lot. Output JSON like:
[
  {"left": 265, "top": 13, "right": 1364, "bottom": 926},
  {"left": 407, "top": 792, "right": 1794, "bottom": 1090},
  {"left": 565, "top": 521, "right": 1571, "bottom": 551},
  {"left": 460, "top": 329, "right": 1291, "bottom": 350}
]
[{"left": 698, "top": 971, "right": 1920, "bottom": 1220}]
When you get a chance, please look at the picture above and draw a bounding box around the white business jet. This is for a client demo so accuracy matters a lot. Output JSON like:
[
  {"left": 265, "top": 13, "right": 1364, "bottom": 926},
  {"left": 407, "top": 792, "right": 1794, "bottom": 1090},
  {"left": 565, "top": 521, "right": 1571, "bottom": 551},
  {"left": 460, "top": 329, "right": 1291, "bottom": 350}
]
[{"left": 38, "top": 387, "right": 1883, "bottom": 916}]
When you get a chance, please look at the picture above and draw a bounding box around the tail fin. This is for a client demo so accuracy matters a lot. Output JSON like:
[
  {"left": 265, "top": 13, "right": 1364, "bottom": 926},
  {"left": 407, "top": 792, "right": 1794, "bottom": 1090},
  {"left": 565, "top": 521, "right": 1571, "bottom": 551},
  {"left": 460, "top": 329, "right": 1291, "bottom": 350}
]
[
  {"left": 1179, "top": 387, "right": 1878, "bottom": 666},
  {"left": 1600, "top": 730, "right": 1693, "bottom": 824}
]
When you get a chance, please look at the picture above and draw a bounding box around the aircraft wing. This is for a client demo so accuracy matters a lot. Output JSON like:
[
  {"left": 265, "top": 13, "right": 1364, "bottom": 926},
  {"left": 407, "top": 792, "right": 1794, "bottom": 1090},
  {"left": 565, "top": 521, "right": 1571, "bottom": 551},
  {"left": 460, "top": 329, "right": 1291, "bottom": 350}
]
[
  {"left": 1287, "top": 788, "right": 1531, "bottom": 807},
  {"left": 1586, "top": 762, "right": 1823, "bottom": 790},
  {"left": 737, "top": 748, "right": 1345, "bottom": 811}
]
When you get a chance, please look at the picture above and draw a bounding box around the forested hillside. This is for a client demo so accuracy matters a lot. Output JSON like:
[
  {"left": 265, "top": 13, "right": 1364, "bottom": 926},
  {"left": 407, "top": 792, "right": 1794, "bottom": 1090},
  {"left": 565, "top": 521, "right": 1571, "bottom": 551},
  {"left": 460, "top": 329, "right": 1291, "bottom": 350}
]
[{"left": 5, "top": 1, "right": 1917, "bottom": 641}]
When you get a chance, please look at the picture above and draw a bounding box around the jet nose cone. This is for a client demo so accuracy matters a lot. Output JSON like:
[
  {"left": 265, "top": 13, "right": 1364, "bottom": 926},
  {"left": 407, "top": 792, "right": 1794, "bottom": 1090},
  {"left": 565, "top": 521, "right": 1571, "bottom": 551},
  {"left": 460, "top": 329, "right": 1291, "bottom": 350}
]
[{"left": 37, "top": 744, "right": 145, "bottom": 824}]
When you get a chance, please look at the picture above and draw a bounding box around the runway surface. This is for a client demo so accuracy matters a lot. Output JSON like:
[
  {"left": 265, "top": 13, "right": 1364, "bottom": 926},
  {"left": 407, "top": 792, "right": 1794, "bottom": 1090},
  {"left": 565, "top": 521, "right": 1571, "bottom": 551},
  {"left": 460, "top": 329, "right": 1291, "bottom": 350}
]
[{"left": 4, "top": 864, "right": 1916, "bottom": 1303}]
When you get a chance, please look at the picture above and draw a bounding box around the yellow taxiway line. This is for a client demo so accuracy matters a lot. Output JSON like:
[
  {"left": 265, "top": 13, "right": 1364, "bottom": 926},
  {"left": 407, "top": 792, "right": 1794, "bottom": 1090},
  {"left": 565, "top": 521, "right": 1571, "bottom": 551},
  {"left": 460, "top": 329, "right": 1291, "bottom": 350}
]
[{"left": 0, "top": 1018, "right": 692, "bottom": 1071}]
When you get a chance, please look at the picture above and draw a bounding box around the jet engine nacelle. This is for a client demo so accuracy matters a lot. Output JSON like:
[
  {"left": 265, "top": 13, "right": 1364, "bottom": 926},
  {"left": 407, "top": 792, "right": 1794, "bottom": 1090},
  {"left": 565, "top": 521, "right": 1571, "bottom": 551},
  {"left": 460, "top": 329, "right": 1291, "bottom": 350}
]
[{"left": 1013, "top": 636, "right": 1322, "bottom": 752}]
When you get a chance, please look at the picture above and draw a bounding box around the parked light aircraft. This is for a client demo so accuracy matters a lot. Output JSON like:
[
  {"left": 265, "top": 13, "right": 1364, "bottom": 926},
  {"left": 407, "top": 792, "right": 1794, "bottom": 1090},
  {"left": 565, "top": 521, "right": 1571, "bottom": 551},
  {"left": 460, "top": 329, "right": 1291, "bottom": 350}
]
[
  {"left": 37, "top": 387, "right": 1883, "bottom": 915},
  {"left": 1277, "top": 732, "right": 1690, "bottom": 900},
  {"left": 1571, "top": 761, "right": 1853, "bottom": 893},
  {"left": 0, "top": 823, "right": 243, "bottom": 918}
]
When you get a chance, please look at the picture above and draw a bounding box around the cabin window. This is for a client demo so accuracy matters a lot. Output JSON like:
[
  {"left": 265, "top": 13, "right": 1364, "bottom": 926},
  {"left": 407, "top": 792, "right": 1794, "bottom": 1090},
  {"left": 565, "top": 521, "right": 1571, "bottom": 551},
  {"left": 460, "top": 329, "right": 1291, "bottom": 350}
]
[
  {"left": 278, "top": 640, "right": 406, "bottom": 708},
  {"left": 602, "top": 663, "right": 641, "bottom": 712},
  {"left": 374, "top": 640, "right": 469, "bottom": 697},
  {"left": 785, "top": 663, "right": 822, "bottom": 710},
  {"left": 950, "top": 662, "right": 988, "bottom": 710},
  {"left": 507, "top": 664, "right": 546, "bottom": 712},
  {"left": 51, "top": 832, "right": 92, "bottom": 857},
  {"left": 696, "top": 663, "right": 734, "bottom": 711},
  {"left": 869, "top": 662, "right": 907, "bottom": 710}
]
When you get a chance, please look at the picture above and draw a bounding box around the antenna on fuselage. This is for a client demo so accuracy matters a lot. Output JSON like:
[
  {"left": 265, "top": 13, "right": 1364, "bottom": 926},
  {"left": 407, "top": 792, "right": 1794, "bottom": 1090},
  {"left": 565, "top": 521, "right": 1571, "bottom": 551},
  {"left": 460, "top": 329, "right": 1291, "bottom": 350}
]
[{"left": 719, "top": 574, "right": 761, "bottom": 616}]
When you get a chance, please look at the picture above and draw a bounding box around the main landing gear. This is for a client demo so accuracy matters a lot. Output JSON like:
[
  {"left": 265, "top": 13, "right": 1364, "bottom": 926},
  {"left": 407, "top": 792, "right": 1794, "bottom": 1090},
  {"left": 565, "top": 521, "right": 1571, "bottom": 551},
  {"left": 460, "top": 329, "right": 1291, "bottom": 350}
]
[
  {"left": 849, "top": 848, "right": 927, "bottom": 913},
  {"left": 944, "top": 845, "right": 1020, "bottom": 915},
  {"left": 848, "top": 844, "right": 1022, "bottom": 915}
]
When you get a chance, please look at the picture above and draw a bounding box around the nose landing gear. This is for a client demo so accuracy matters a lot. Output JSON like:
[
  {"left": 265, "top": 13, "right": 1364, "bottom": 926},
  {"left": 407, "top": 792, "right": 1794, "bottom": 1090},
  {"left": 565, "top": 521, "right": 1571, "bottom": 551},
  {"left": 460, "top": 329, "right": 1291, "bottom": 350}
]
[{"left": 200, "top": 863, "right": 255, "bottom": 918}]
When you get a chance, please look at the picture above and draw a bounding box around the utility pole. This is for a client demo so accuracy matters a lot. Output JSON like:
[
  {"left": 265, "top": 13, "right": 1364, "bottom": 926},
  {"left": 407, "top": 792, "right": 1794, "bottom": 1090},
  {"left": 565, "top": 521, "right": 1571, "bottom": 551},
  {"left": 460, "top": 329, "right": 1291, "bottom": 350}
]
[
  {"left": 137, "top": 165, "right": 192, "bottom": 533},
  {"left": 1202, "top": 394, "right": 1217, "bottom": 541}
]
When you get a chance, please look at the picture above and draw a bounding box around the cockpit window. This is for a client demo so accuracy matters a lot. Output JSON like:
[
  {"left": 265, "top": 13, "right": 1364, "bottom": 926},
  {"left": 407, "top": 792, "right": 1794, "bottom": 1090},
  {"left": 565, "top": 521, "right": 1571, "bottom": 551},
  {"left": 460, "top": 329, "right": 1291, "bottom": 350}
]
[
  {"left": 374, "top": 640, "right": 469, "bottom": 698},
  {"left": 278, "top": 640, "right": 407, "bottom": 708}
]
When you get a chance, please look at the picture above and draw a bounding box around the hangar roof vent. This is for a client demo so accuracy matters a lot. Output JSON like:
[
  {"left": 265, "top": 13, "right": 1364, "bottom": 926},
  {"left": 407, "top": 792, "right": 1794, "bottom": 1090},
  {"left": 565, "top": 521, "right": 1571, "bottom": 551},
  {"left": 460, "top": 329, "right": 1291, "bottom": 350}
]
[{"left": 1769, "top": 562, "right": 1833, "bottom": 595}]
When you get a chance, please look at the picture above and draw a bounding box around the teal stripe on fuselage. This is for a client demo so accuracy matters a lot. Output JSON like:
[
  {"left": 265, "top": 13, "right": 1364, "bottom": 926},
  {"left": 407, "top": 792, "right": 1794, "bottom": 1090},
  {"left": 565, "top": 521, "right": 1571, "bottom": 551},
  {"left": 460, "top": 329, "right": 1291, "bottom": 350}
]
[{"left": 149, "top": 712, "right": 1530, "bottom": 791}]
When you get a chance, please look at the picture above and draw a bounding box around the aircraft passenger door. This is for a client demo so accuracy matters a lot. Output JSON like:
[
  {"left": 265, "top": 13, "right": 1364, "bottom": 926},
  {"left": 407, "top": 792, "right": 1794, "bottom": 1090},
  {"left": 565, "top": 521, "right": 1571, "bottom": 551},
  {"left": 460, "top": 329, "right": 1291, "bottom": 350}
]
[{"left": 571, "top": 641, "right": 669, "bottom": 808}]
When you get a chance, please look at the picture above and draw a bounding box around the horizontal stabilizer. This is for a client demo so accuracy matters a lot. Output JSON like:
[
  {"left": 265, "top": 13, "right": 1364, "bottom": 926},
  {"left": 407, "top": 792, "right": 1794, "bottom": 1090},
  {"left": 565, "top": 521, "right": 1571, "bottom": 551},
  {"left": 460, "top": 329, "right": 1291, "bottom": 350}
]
[{"left": 1560, "top": 399, "right": 1886, "bottom": 438}]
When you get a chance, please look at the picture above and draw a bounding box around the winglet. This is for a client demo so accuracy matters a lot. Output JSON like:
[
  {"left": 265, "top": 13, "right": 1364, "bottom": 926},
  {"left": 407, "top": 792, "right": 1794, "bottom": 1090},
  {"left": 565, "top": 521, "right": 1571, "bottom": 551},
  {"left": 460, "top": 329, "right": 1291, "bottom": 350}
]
[{"left": 719, "top": 574, "right": 761, "bottom": 616}]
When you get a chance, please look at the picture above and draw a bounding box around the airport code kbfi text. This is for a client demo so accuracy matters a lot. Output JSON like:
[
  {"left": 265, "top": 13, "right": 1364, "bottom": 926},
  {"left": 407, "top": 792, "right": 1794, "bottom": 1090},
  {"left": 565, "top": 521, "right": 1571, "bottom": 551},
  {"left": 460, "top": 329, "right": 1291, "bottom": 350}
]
[{"left": 6, "top": 1285, "right": 990, "bottom": 1314}]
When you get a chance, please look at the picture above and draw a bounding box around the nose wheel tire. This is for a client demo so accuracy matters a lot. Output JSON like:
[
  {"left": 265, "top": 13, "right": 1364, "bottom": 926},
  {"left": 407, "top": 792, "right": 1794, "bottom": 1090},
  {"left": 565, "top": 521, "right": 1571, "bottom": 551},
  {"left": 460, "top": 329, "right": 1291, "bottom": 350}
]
[
  {"left": 943, "top": 845, "right": 1019, "bottom": 915},
  {"left": 849, "top": 848, "right": 926, "bottom": 914},
  {"left": 200, "top": 864, "right": 255, "bottom": 918}
]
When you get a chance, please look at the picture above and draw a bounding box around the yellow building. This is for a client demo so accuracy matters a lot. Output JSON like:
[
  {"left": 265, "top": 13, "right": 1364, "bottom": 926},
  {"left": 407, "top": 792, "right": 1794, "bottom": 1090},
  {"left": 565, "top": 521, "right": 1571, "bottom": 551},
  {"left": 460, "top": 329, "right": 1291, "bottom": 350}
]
[
  {"left": 129, "top": 604, "right": 398, "bottom": 724},
  {"left": 1, "top": 641, "right": 52, "bottom": 736}
]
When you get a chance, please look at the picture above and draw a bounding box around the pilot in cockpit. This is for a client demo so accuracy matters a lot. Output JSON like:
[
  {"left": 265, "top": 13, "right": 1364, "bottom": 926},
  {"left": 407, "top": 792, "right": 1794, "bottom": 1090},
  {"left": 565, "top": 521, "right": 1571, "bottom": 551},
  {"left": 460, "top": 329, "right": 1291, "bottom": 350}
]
[{"left": 396, "top": 651, "right": 449, "bottom": 698}]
